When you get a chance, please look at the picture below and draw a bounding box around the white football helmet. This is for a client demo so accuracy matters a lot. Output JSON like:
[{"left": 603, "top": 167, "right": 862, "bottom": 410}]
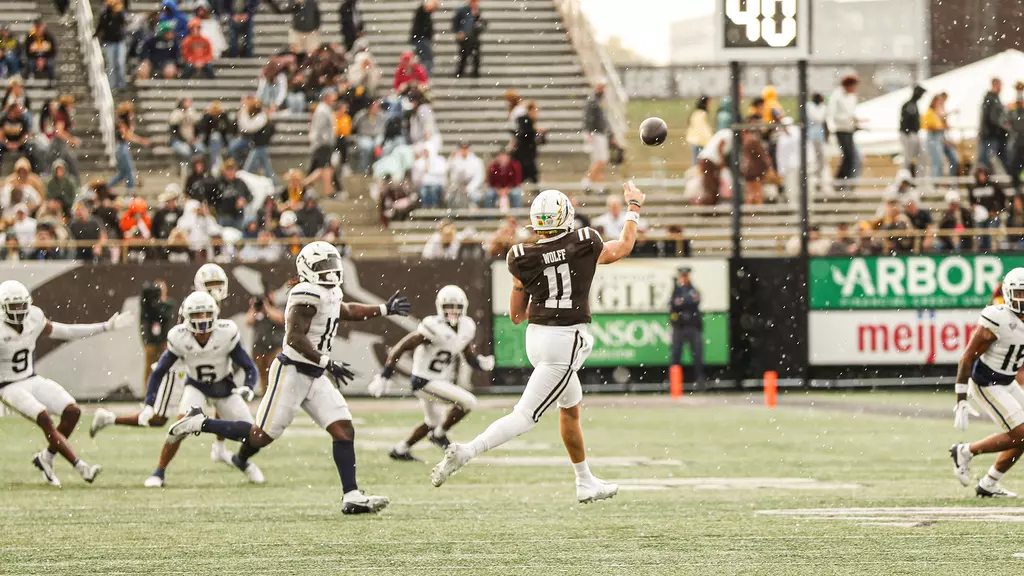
[
  {"left": 194, "top": 263, "right": 229, "bottom": 303},
  {"left": 181, "top": 291, "right": 219, "bottom": 334},
  {"left": 1003, "top": 268, "right": 1024, "bottom": 314},
  {"left": 0, "top": 280, "right": 32, "bottom": 325},
  {"left": 436, "top": 285, "right": 468, "bottom": 326},
  {"left": 529, "top": 189, "right": 574, "bottom": 233},
  {"left": 296, "top": 241, "right": 343, "bottom": 287}
]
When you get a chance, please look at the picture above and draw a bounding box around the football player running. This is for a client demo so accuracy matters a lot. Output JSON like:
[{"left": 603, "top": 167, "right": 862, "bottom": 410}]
[
  {"left": 165, "top": 241, "right": 411, "bottom": 514},
  {"left": 951, "top": 267, "right": 1024, "bottom": 498},
  {"left": 431, "top": 182, "right": 645, "bottom": 504},
  {"left": 133, "top": 291, "right": 261, "bottom": 487},
  {"left": 91, "top": 264, "right": 239, "bottom": 465},
  {"left": 368, "top": 285, "right": 493, "bottom": 462},
  {"left": 0, "top": 280, "right": 133, "bottom": 487}
]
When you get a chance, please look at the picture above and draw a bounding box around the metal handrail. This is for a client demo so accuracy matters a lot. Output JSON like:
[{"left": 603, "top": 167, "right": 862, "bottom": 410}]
[
  {"left": 74, "top": 0, "right": 116, "bottom": 167},
  {"left": 550, "top": 0, "right": 628, "bottom": 145}
]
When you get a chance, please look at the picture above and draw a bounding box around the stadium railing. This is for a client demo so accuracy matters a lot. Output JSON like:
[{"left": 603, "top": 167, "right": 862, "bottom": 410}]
[{"left": 74, "top": 0, "right": 116, "bottom": 168}]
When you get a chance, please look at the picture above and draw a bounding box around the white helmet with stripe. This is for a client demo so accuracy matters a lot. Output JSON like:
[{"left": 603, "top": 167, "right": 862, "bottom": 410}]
[
  {"left": 296, "top": 241, "right": 344, "bottom": 287},
  {"left": 194, "top": 263, "right": 229, "bottom": 303},
  {"left": 1003, "top": 268, "right": 1024, "bottom": 313},
  {"left": 436, "top": 285, "right": 468, "bottom": 326},
  {"left": 529, "top": 189, "right": 574, "bottom": 233},
  {"left": 181, "top": 291, "right": 219, "bottom": 334},
  {"left": 0, "top": 280, "right": 32, "bottom": 325}
]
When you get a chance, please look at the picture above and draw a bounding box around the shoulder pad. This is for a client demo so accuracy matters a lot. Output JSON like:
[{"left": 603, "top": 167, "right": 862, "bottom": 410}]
[
  {"left": 28, "top": 306, "right": 46, "bottom": 324},
  {"left": 508, "top": 243, "right": 527, "bottom": 260},
  {"left": 289, "top": 283, "right": 323, "bottom": 307},
  {"left": 459, "top": 316, "right": 477, "bottom": 336}
]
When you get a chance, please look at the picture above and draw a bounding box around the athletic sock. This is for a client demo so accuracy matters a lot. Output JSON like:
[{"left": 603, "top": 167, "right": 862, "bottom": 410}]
[
  {"left": 237, "top": 438, "right": 261, "bottom": 463},
  {"left": 45, "top": 447, "right": 57, "bottom": 459},
  {"left": 333, "top": 439, "right": 358, "bottom": 494},
  {"left": 213, "top": 439, "right": 226, "bottom": 450},
  {"left": 199, "top": 419, "right": 252, "bottom": 442},
  {"left": 152, "top": 467, "right": 165, "bottom": 479},
  {"left": 468, "top": 410, "right": 535, "bottom": 457},
  {"left": 433, "top": 425, "right": 448, "bottom": 437},
  {"left": 572, "top": 460, "right": 594, "bottom": 483},
  {"left": 986, "top": 466, "right": 1005, "bottom": 482},
  {"left": 394, "top": 440, "right": 410, "bottom": 453},
  {"left": 74, "top": 460, "right": 89, "bottom": 474}
]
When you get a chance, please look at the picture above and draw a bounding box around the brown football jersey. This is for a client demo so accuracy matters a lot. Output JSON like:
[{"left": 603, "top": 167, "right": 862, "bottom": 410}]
[{"left": 507, "top": 227, "right": 604, "bottom": 326}]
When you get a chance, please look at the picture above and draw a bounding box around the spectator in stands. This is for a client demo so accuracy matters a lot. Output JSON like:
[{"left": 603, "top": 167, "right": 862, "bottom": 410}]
[
  {"left": 827, "top": 75, "right": 860, "bottom": 190},
  {"left": 347, "top": 39, "right": 380, "bottom": 93},
  {"left": 9, "top": 203, "right": 36, "bottom": 252},
  {"left": 285, "top": 0, "right": 322, "bottom": 55},
  {"left": 96, "top": 0, "right": 129, "bottom": 92},
  {"left": 422, "top": 220, "right": 462, "bottom": 259},
  {"left": 412, "top": 144, "right": 447, "bottom": 209},
  {"left": 969, "top": 167, "right": 1006, "bottom": 252},
  {"left": 255, "top": 194, "right": 280, "bottom": 229},
  {"left": 109, "top": 101, "right": 152, "bottom": 191},
  {"left": 0, "top": 26, "right": 21, "bottom": 78},
  {"left": 199, "top": 101, "right": 233, "bottom": 173},
  {"left": 225, "top": 0, "right": 260, "bottom": 58},
  {"left": 452, "top": 0, "right": 484, "bottom": 79},
  {"left": 214, "top": 159, "right": 253, "bottom": 229},
  {"left": 159, "top": 0, "right": 190, "bottom": 37},
  {"left": 936, "top": 189, "right": 974, "bottom": 252},
  {"left": 30, "top": 225, "right": 64, "bottom": 261},
  {"left": 1006, "top": 194, "right": 1024, "bottom": 249},
  {"left": 806, "top": 93, "right": 828, "bottom": 192},
  {"left": 923, "top": 93, "right": 959, "bottom": 177},
  {"left": 296, "top": 195, "right": 324, "bottom": 238},
  {"left": 447, "top": 142, "right": 484, "bottom": 209},
  {"left": 696, "top": 128, "right": 733, "bottom": 205},
  {"left": 685, "top": 95, "right": 713, "bottom": 165},
  {"left": 46, "top": 159, "right": 75, "bottom": 215},
  {"left": 240, "top": 100, "right": 277, "bottom": 184},
  {"left": 308, "top": 89, "right": 338, "bottom": 197},
  {"left": 1008, "top": 82, "right": 1024, "bottom": 194},
  {"left": 194, "top": 2, "right": 227, "bottom": 59},
  {"left": 279, "top": 169, "right": 311, "bottom": 211},
  {"left": 741, "top": 125, "right": 772, "bottom": 205},
  {"left": 583, "top": 80, "right": 610, "bottom": 192},
  {"left": 2, "top": 76, "right": 30, "bottom": 116},
  {"left": 0, "top": 103, "right": 39, "bottom": 173},
  {"left": 176, "top": 199, "right": 221, "bottom": 253},
  {"left": 120, "top": 198, "right": 153, "bottom": 242},
  {"left": 979, "top": 77, "right": 1010, "bottom": 173},
  {"left": 903, "top": 192, "right": 935, "bottom": 252},
  {"left": 320, "top": 213, "right": 343, "bottom": 243},
  {"left": 899, "top": 85, "right": 926, "bottom": 176},
  {"left": 276, "top": 210, "right": 303, "bottom": 249},
  {"left": 286, "top": 70, "right": 311, "bottom": 114},
  {"left": 40, "top": 95, "right": 81, "bottom": 180},
  {"left": 169, "top": 98, "right": 206, "bottom": 164},
  {"left": 485, "top": 149, "right": 523, "bottom": 211},
  {"left": 152, "top": 184, "right": 184, "bottom": 239},
  {"left": 240, "top": 229, "right": 284, "bottom": 262},
  {"left": 785, "top": 225, "right": 832, "bottom": 256},
  {"left": 339, "top": 0, "right": 363, "bottom": 52},
  {"left": 184, "top": 155, "right": 215, "bottom": 203},
  {"left": 485, "top": 216, "right": 520, "bottom": 259},
  {"left": 138, "top": 21, "right": 180, "bottom": 79},
  {"left": 409, "top": 90, "right": 441, "bottom": 154},
  {"left": 410, "top": 0, "right": 438, "bottom": 77},
  {"left": 378, "top": 173, "right": 414, "bottom": 227},
  {"left": 256, "top": 54, "right": 297, "bottom": 112},
  {"left": 353, "top": 98, "right": 384, "bottom": 173},
  {"left": 333, "top": 100, "right": 353, "bottom": 178},
  {"left": 24, "top": 19, "right": 56, "bottom": 83},
  {"left": 594, "top": 195, "right": 647, "bottom": 240},
  {"left": 181, "top": 19, "right": 216, "bottom": 79},
  {"left": 393, "top": 51, "right": 428, "bottom": 93},
  {"left": 513, "top": 100, "right": 543, "bottom": 183},
  {"left": 1, "top": 158, "right": 43, "bottom": 216}
]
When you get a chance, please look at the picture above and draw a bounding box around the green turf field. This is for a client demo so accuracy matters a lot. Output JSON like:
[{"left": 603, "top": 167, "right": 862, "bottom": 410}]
[{"left": 2, "top": 393, "right": 1022, "bottom": 575}]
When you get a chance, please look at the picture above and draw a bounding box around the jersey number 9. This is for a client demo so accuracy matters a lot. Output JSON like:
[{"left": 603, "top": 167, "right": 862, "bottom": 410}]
[{"left": 11, "top": 349, "right": 29, "bottom": 373}]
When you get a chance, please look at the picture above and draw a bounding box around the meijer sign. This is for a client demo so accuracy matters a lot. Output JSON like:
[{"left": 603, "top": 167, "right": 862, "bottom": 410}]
[
  {"left": 809, "top": 255, "right": 1024, "bottom": 310},
  {"left": 809, "top": 310, "right": 977, "bottom": 365}
]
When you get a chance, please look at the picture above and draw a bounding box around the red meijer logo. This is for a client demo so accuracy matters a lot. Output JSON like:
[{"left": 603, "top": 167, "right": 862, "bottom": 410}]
[{"left": 857, "top": 313, "right": 976, "bottom": 364}]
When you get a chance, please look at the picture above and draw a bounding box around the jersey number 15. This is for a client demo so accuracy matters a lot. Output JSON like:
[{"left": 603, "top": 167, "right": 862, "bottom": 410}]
[{"left": 1001, "top": 344, "right": 1024, "bottom": 372}]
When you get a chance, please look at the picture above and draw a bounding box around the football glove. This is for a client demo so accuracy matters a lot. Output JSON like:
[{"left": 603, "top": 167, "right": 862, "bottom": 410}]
[
  {"left": 367, "top": 374, "right": 391, "bottom": 398},
  {"left": 104, "top": 311, "right": 136, "bottom": 331},
  {"left": 477, "top": 355, "right": 495, "bottom": 371},
  {"left": 138, "top": 404, "right": 155, "bottom": 426},
  {"left": 326, "top": 360, "right": 356, "bottom": 386},
  {"left": 232, "top": 387, "right": 255, "bottom": 403},
  {"left": 953, "top": 399, "right": 980, "bottom": 432},
  {"left": 385, "top": 291, "right": 411, "bottom": 316}
]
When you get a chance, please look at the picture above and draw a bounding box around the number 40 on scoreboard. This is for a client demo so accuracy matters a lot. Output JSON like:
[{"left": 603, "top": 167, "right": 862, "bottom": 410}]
[{"left": 715, "top": 0, "right": 810, "bottom": 61}]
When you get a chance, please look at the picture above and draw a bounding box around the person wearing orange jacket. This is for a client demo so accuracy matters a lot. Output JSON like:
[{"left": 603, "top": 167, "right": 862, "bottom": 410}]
[
  {"left": 180, "top": 20, "right": 215, "bottom": 79},
  {"left": 120, "top": 198, "right": 153, "bottom": 242}
]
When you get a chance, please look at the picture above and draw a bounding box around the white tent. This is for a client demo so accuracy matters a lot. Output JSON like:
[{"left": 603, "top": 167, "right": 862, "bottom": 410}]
[{"left": 854, "top": 49, "right": 1024, "bottom": 155}]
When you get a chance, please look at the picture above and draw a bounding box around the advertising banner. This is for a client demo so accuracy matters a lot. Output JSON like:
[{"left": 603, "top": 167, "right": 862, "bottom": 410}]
[
  {"left": 808, "top": 309, "right": 976, "bottom": 365},
  {"left": 0, "top": 261, "right": 491, "bottom": 400},
  {"left": 809, "top": 255, "right": 1017, "bottom": 310},
  {"left": 491, "top": 258, "right": 730, "bottom": 368}
]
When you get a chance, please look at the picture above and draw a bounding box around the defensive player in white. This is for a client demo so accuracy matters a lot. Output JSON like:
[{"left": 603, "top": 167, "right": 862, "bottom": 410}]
[
  {"left": 91, "top": 264, "right": 239, "bottom": 464},
  {"left": 368, "top": 285, "right": 493, "bottom": 462},
  {"left": 951, "top": 267, "right": 1024, "bottom": 497},
  {"left": 0, "top": 280, "right": 133, "bottom": 486},
  {"left": 166, "top": 241, "right": 411, "bottom": 514},
  {"left": 431, "top": 183, "right": 645, "bottom": 503},
  {"left": 131, "top": 291, "right": 261, "bottom": 487}
]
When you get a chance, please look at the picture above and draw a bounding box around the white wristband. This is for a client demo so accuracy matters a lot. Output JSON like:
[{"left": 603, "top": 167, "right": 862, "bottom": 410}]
[
  {"left": 379, "top": 303, "right": 388, "bottom": 316},
  {"left": 624, "top": 211, "right": 640, "bottom": 224},
  {"left": 955, "top": 383, "right": 969, "bottom": 394},
  {"left": 318, "top": 354, "right": 330, "bottom": 368}
]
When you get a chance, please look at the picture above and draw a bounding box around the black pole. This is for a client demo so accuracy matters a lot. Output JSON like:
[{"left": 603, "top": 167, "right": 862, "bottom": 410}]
[
  {"left": 729, "top": 61, "right": 743, "bottom": 258},
  {"left": 798, "top": 59, "right": 809, "bottom": 256}
]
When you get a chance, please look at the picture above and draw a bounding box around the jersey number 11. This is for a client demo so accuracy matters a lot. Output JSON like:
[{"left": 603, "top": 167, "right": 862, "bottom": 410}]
[{"left": 543, "top": 264, "right": 573, "bottom": 309}]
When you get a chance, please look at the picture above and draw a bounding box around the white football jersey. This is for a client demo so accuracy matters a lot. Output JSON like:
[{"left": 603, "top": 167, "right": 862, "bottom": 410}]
[
  {"left": 282, "top": 282, "right": 343, "bottom": 366},
  {"left": 166, "top": 320, "right": 241, "bottom": 384},
  {"left": 976, "top": 304, "right": 1024, "bottom": 382},
  {"left": 0, "top": 306, "right": 46, "bottom": 383},
  {"left": 411, "top": 315, "right": 477, "bottom": 380}
]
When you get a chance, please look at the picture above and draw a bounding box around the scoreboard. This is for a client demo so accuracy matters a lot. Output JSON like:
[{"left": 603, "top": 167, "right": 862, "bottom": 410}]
[{"left": 716, "top": 0, "right": 810, "bottom": 61}]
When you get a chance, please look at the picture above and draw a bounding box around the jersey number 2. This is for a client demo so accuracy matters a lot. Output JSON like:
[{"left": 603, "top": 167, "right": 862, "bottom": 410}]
[
  {"left": 11, "top": 349, "right": 29, "bottom": 373},
  {"left": 542, "top": 264, "right": 573, "bottom": 309},
  {"left": 429, "top": 351, "right": 453, "bottom": 372},
  {"left": 318, "top": 317, "right": 339, "bottom": 352},
  {"left": 1001, "top": 345, "right": 1024, "bottom": 372}
]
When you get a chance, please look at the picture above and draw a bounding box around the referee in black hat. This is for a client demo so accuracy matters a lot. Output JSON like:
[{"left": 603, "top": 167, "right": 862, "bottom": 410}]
[{"left": 669, "top": 266, "right": 704, "bottom": 386}]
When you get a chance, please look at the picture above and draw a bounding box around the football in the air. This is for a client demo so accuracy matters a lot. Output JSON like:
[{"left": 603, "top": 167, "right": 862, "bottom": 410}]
[{"left": 639, "top": 117, "right": 668, "bottom": 146}]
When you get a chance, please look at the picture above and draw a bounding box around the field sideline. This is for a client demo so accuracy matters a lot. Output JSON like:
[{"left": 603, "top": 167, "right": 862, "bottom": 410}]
[{"left": 1, "top": 391, "right": 1021, "bottom": 575}]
